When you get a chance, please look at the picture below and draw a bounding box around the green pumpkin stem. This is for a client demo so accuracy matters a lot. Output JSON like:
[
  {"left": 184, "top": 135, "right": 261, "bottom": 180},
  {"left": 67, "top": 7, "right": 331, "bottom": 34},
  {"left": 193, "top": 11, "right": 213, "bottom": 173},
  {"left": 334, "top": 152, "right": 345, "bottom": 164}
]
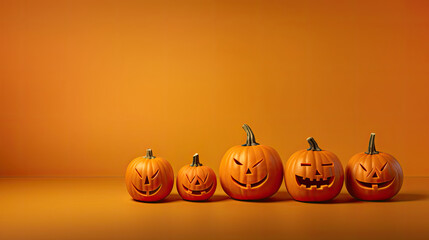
[
  {"left": 144, "top": 149, "right": 156, "bottom": 159},
  {"left": 242, "top": 124, "right": 260, "bottom": 146},
  {"left": 190, "top": 153, "right": 203, "bottom": 167},
  {"left": 365, "top": 133, "right": 379, "bottom": 155},
  {"left": 306, "top": 137, "right": 322, "bottom": 151}
]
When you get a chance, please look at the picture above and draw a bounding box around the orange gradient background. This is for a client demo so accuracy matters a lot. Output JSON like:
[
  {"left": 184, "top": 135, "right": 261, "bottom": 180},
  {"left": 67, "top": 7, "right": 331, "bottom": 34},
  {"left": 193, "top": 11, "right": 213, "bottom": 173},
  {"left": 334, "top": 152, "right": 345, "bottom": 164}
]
[{"left": 1, "top": 0, "right": 429, "bottom": 177}]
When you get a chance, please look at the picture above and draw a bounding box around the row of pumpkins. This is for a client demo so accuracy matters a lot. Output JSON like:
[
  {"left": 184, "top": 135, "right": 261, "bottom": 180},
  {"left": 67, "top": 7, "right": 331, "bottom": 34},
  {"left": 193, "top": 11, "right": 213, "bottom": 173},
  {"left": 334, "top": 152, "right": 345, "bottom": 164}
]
[{"left": 126, "top": 124, "right": 403, "bottom": 202}]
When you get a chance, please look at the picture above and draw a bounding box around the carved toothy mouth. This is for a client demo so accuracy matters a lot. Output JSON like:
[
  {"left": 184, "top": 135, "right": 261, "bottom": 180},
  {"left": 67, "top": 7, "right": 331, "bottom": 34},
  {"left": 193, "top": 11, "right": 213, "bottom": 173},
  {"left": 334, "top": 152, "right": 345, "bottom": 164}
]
[
  {"left": 231, "top": 174, "right": 268, "bottom": 189},
  {"left": 133, "top": 184, "right": 162, "bottom": 196},
  {"left": 182, "top": 183, "right": 214, "bottom": 195},
  {"left": 356, "top": 178, "right": 394, "bottom": 189},
  {"left": 295, "top": 175, "right": 334, "bottom": 189}
]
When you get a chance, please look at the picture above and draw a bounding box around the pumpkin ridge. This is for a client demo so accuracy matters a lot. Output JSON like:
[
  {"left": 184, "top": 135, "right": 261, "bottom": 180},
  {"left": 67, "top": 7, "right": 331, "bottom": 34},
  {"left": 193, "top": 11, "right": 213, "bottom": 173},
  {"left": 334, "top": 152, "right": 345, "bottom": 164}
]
[
  {"left": 320, "top": 151, "right": 331, "bottom": 176},
  {"left": 314, "top": 149, "right": 323, "bottom": 178},
  {"left": 288, "top": 150, "right": 306, "bottom": 177},
  {"left": 241, "top": 146, "right": 249, "bottom": 196},
  {"left": 139, "top": 159, "right": 148, "bottom": 189},
  {"left": 322, "top": 151, "right": 339, "bottom": 177},
  {"left": 257, "top": 145, "right": 268, "bottom": 185},
  {"left": 285, "top": 150, "right": 305, "bottom": 194},
  {"left": 249, "top": 144, "right": 257, "bottom": 179},
  {"left": 260, "top": 145, "right": 282, "bottom": 195},
  {"left": 352, "top": 153, "right": 365, "bottom": 180}
]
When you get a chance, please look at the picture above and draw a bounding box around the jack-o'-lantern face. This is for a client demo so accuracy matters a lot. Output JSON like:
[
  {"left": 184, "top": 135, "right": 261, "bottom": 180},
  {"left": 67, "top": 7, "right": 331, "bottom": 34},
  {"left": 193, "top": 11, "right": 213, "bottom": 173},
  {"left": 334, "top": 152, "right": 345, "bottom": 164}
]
[
  {"left": 284, "top": 137, "right": 344, "bottom": 202},
  {"left": 132, "top": 165, "right": 162, "bottom": 196},
  {"left": 354, "top": 160, "right": 395, "bottom": 190},
  {"left": 346, "top": 133, "right": 403, "bottom": 201},
  {"left": 177, "top": 154, "right": 217, "bottom": 201},
  {"left": 125, "top": 149, "right": 174, "bottom": 202},
  {"left": 182, "top": 171, "right": 215, "bottom": 195},
  {"left": 219, "top": 124, "right": 284, "bottom": 200},
  {"left": 293, "top": 156, "right": 335, "bottom": 190},
  {"left": 230, "top": 157, "right": 268, "bottom": 189}
]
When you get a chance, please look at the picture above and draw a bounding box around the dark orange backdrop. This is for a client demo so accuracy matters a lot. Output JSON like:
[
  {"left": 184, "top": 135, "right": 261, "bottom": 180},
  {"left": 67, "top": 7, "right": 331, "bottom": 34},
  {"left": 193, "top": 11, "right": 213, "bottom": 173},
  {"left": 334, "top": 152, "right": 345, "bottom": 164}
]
[{"left": 1, "top": 0, "right": 429, "bottom": 177}]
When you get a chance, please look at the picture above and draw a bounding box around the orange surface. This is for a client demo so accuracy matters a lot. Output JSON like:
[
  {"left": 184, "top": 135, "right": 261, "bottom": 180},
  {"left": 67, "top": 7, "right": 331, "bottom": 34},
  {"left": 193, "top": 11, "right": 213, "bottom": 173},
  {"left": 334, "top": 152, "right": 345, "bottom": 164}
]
[
  {"left": 1, "top": 0, "right": 429, "bottom": 177},
  {"left": 0, "top": 177, "right": 428, "bottom": 240}
]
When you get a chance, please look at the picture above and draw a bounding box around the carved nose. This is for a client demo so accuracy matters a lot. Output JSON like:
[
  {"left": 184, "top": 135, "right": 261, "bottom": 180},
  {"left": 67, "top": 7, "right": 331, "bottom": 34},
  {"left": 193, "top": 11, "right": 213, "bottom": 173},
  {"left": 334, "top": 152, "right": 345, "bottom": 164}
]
[
  {"left": 195, "top": 179, "right": 200, "bottom": 185},
  {"left": 246, "top": 168, "right": 252, "bottom": 174},
  {"left": 315, "top": 170, "right": 321, "bottom": 175},
  {"left": 372, "top": 172, "right": 378, "bottom": 178},
  {"left": 144, "top": 176, "right": 149, "bottom": 185}
]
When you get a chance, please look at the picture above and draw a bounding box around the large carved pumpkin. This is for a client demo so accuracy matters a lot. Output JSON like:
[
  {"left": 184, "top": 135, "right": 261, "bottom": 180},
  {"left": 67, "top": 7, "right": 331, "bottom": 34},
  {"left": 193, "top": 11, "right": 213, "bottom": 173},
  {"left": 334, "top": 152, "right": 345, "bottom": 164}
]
[
  {"left": 346, "top": 133, "right": 403, "bottom": 201},
  {"left": 125, "top": 149, "right": 174, "bottom": 202},
  {"left": 176, "top": 153, "right": 217, "bottom": 201},
  {"left": 284, "top": 137, "right": 344, "bottom": 202},
  {"left": 219, "top": 124, "right": 283, "bottom": 200}
]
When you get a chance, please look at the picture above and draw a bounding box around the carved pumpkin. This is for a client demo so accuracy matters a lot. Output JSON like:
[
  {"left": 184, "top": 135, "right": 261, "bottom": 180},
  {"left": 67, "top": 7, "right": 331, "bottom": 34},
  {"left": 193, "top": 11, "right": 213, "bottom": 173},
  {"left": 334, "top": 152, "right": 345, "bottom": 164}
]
[
  {"left": 284, "top": 137, "right": 344, "bottom": 202},
  {"left": 176, "top": 153, "right": 217, "bottom": 201},
  {"left": 125, "top": 149, "right": 174, "bottom": 202},
  {"left": 219, "top": 124, "right": 283, "bottom": 200},
  {"left": 346, "top": 133, "right": 403, "bottom": 201}
]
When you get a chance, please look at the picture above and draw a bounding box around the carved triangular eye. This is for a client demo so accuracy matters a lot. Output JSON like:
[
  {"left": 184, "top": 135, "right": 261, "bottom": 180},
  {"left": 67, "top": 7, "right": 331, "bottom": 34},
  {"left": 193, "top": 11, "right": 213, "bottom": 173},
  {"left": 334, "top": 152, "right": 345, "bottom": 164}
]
[
  {"left": 196, "top": 175, "right": 205, "bottom": 183},
  {"left": 151, "top": 169, "right": 159, "bottom": 179},
  {"left": 204, "top": 173, "right": 209, "bottom": 183},
  {"left": 135, "top": 168, "right": 143, "bottom": 178},
  {"left": 234, "top": 158, "right": 243, "bottom": 165},
  {"left": 360, "top": 164, "right": 367, "bottom": 171},
  {"left": 253, "top": 159, "right": 264, "bottom": 168},
  {"left": 186, "top": 174, "right": 195, "bottom": 183},
  {"left": 380, "top": 162, "right": 388, "bottom": 171}
]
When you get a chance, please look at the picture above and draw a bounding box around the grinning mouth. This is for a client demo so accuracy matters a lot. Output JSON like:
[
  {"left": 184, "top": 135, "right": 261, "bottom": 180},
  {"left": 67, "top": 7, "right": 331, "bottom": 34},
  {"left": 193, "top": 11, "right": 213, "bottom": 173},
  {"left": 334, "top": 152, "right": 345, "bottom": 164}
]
[
  {"left": 182, "top": 183, "right": 214, "bottom": 195},
  {"left": 295, "top": 175, "right": 334, "bottom": 189},
  {"left": 356, "top": 178, "right": 394, "bottom": 189},
  {"left": 231, "top": 174, "right": 268, "bottom": 189},
  {"left": 133, "top": 184, "right": 162, "bottom": 196}
]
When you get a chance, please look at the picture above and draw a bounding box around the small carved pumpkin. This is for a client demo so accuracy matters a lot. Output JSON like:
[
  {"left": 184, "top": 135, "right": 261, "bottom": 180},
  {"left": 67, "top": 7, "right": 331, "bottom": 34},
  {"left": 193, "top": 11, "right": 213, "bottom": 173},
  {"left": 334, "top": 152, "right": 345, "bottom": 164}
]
[
  {"left": 284, "top": 137, "right": 344, "bottom": 202},
  {"left": 346, "top": 133, "right": 403, "bottom": 201},
  {"left": 176, "top": 153, "right": 217, "bottom": 201},
  {"left": 125, "top": 149, "right": 174, "bottom": 202},
  {"left": 219, "top": 124, "right": 283, "bottom": 200}
]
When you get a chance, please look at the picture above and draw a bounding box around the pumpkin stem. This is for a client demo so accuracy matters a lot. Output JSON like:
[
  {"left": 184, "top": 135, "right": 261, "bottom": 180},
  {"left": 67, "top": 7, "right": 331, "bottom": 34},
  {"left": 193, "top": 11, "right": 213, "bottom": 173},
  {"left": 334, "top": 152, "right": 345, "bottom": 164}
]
[
  {"left": 242, "top": 124, "right": 260, "bottom": 146},
  {"left": 144, "top": 149, "right": 156, "bottom": 159},
  {"left": 307, "top": 137, "right": 322, "bottom": 151},
  {"left": 190, "top": 153, "right": 203, "bottom": 167},
  {"left": 365, "top": 133, "right": 379, "bottom": 155}
]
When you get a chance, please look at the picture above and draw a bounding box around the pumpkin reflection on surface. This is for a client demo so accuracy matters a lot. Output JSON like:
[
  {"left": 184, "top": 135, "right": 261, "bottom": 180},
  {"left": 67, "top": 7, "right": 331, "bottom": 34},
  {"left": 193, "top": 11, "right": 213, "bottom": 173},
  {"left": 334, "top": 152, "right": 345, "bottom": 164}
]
[
  {"left": 219, "top": 124, "right": 283, "bottom": 200},
  {"left": 346, "top": 133, "right": 403, "bottom": 201},
  {"left": 284, "top": 137, "right": 344, "bottom": 202},
  {"left": 176, "top": 153, "right": 217, "bottom": 201},
  {"left": 125, "top": 149, "right": 174, "bottom": 202}
]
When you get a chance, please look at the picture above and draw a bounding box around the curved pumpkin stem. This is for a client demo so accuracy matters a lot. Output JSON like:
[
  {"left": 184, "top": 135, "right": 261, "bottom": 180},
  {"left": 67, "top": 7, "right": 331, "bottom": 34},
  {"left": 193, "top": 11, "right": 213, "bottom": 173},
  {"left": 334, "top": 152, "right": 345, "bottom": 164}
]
[
  {"left": 365, "top": 133, "right": 379, "bottom": 155},
  {"left": 190, "top": 153, "right": 203, "bottom": 167},
  {"left": 306, "top": 137, "right": 322, "bottom": 151},
  {"left": 144, "top": 149, "right": 156, "bottom": 159},
  {"left": 242, "top": 124, "right": 260, "bottom": 146}
]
